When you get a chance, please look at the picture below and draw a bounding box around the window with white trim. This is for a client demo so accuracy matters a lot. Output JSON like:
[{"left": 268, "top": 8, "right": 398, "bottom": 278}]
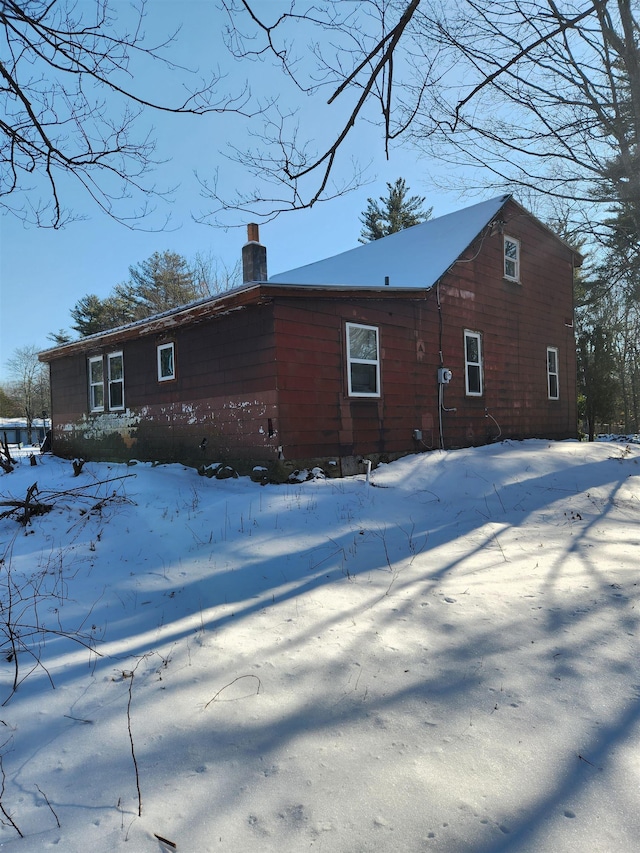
[
  {"left": 157, "top": 342, "right": 175, "bottom": 381},
  {"left": 88, "top": 356, "right": 104, "bottom": 412},
  {"left": 107, "top": 352, "right": 125, "bottom": 410},
  {"left": 547, "top": 346, "right": 559, "bottom": 399},
  {"left": 464, "top": 330, "right": 483, "bottom": 396},
  {"left": 346, "top": 322, "right": 380, "bottom": 397},
  {"left": 504, "top": 235, "right": 520, "bottom": 281}
]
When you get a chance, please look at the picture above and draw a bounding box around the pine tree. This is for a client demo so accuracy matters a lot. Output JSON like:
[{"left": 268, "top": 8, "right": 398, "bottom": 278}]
[
  {"left": 66, "top": 251, "right": 210, "bottom": 338},
  {"left": 577, "top": 322, "right": 620, "bottom": 441},
  {"left": 70, "top": 293, "right": 136, "bottom": 337},
  {"left": 126, "top": 251, "right": 204, "bottom": 319},
  {"left": 359, "top": 178, "right": 432, "bottom": 242}
]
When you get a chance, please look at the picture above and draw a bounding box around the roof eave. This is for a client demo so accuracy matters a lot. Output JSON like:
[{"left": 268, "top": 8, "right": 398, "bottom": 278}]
[
  {"left": 261, "top": 282, "right": 434, "bottom": 295},
  {"left": 38, "top": 281, "right": 264, "bottom": 362},
  {"left": 38, "top": 281, "right": 432, "bottom": 362}
]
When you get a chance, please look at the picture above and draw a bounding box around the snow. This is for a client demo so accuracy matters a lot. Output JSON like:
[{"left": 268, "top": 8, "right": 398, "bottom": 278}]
[
  {"left": 0, "top": 438, "right": 639, "bottom": 852},
  {"left": 268, "top": 195, "right": 510, "bottom": 288}
]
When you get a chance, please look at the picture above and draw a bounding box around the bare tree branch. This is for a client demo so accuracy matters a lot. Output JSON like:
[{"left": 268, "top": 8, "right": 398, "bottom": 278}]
[
  {"left": 201, "top": 0, "right": 424, "bottom": 222},
  {"left": 0, "top": 0, "right": 256, "bottom": 228},
  {"left": 206, "top": 0, "right": 639, "bottom": 246}
]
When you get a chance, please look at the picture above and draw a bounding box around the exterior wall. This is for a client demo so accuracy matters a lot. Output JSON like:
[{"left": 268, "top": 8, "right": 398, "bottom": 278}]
[
  {"left": 48, "top": 303, "right": 280, "bottom": 464},
  {"left": 436, "top": 200, "right": 577, "bottom": 448},
  {"left": 272, "top": 294, "right": 440, "bottom": 460},
  {"left": 44, "top": 200, "right": 577, "bottom": 471},
  {"left": 271, "top": 201, "right": 576, "bottom": 460}
]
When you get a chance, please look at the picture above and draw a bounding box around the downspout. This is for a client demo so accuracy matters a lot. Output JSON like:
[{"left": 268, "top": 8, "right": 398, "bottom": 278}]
[{"left": 436, "top": 278, "right": 456, "bottom": 450}]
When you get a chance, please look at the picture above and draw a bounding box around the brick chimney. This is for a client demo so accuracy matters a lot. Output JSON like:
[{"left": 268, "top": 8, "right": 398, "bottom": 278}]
[{"left": 242, "top": 223, "right": 267, "bottom": 283}]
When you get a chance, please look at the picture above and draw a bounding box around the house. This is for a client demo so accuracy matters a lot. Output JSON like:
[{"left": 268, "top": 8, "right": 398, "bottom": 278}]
[
  {"left": 38, "top": 195, "right": 579, "bottom": 478},
  {"left": 0, "top": 418, "right": 51, "bottom": 447}
]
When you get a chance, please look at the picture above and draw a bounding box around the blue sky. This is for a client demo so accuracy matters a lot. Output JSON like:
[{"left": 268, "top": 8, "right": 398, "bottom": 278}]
[{"left": 0, "top": 1, "right": 474, "bottom": 382}]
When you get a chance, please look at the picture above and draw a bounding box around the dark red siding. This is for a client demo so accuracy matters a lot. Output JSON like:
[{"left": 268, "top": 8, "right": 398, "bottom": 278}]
[
  {"left": 272, "top": 295, "right": 439, "bottom": 460},
  {"left": 42, "top": 199, "right": 577, "bottom": 471},
  {"left": 47, "top": 303, "right": 280, "bottom": 464},
  {"left": 435, "top": 200, "right": 576, "bottom": 447}
]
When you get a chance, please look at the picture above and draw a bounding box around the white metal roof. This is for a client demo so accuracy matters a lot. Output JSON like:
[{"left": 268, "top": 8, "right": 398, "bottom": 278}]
[{"left": 268, "top": 194, "right": 511, "bottom": 289}]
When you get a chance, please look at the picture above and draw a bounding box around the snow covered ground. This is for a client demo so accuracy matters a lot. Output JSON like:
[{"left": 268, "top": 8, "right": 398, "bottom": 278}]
[{"left": 0, "top": 439, "right": 638, "bottom": 852}]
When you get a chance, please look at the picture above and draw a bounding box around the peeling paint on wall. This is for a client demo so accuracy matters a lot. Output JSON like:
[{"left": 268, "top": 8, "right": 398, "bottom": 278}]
[
  {"left": 59, "top": 409, "right": 141, "bottom": 442},
  {"left": 51, "top": 392, "right": 280, "bottom": 464}
]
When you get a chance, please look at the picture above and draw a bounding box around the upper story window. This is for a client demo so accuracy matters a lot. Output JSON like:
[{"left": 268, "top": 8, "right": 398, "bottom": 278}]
[
  {"left": 346, "top": 322, "right": 380, "bottom": 397},
  {"left": 88, "top": 356, "right": 104, "bottom": 412},
  {"left": 547, "top": 346, "right": 559, "bottom": 399},
  {"left": 464, "top": 330, "right": 483, "bottom": 396},
  {"left": 157, "top": 342, "right": 175, "bottom": 381},
  {"left": 504, "top": 236, "right": 520, "bottom": 281},
  {"left": 107, "top": 352, "right": 125, "bottom": 410}
]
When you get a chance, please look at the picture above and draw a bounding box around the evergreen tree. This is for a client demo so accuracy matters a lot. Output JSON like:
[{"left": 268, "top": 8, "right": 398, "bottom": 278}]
[
  {"left": 69, "top": 295, "right": 107, "bottom": 338},
  {"left": 0, "top": 386, "right": 21, "bottom": 418},
  {"left": 359, "top": 178, "right": 432, "bottom": 243},
  {"left": 577, "top": 322, "right": 621, "bottom": 441},
  {"left": 47, "top": 329, "right": 73, "bottom": 346},
  {"left": 549, "top": 206, "right": 637, "bottom": 436},
  {"left": 589, "top": 206, "right": 640, "bottom": 434},
  {"left": 126, "top": 251, "right": 205, "bottom": 319},
  {"left": 66, "top": 250, "right": 212, "bottom": 338},
  {"left": 70, "top": 293, "right": 136, "bottom": 337}
]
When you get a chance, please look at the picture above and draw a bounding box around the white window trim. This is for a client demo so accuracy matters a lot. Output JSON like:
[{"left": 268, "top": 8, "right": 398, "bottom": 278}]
[
  {"left": 107, "top": 351, "right": 125, "bottom": 411},
  {"left": 504, "top": 235, "right": 521, "bottom": 282},
  {"left": 547, "top": 346, "right": 559, "bottom": 400},
  {"left": 157, "top": 342, "right": 176, "bottom": 382},
  {"left": 346, "top": 322, "right": 381, "bottom": 398},
  {"left": 88, "top": 355, "right": 104, "bottom": 412},
  {"left": 464, "top": 330, "right": 483, "bottom": 396}
]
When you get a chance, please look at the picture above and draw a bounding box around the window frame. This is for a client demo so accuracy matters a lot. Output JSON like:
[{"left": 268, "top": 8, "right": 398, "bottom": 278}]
[
  {"left": 504, "top": 235, "right": 521, "bottom": 282},
  {"left": 107, "top": 351, "right": 125, "bottom": 411},
  {"left": 346, "top": 322, "right": 381, "bottom": 398},
  {"left": 157, "top": 342, "right": 176, "bottom": 382},
  {"left": 464, "top": 330, "right": 484, "bottom": 397},
  {"left": 547, "top": 346, "right": 559, "bottom": 400},
  {"left": 88, "top": 355, "right": 104, "bottom": 412}
]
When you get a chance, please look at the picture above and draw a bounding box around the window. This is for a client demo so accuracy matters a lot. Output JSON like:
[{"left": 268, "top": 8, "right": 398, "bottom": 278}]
[
  {"left": 504, "top": 236, "right": 520, "bottom": 281},
  {"left": 157, "top": 342, "right": 175, "bottom": 381},
  {"left": 346, "top": 322, "right": 380, "bottom": 397},
  {"left": 88, "top": 356, "right": 104, "bottom": 412},
  {"left": 547, "top": 347, "right": 559, "bottom": 399},
  {"left": 88, "top": 353, "right": 125, "bottom": 411},
  {"left": 464, "top": 330, "right": 483, "bottom": 396},
  {"left": 108, "top": 352, "right": 125, "bottom": 410}
]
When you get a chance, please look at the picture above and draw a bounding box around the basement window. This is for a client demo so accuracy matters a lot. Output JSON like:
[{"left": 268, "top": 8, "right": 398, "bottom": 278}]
[
  {"left": 88, "top": 356, "right": 104, "bottom": 412},
  {"left": 504, "top": 236, "right": 520, "bottom": 281},
  {"left": 547, "top": 347, "right": 559, "bottom": 400},
  {"left": 157, "top": 342, "right": 175, "bottom": 381},
  {"left": 346, "top": 322, "right": 380, "bottom": 397},
  {"left": 464, "top": 330, "right": 483, "bottom": 396},
  {"left": 108, "top": 352, "right": 125, "bottom": 410}
]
